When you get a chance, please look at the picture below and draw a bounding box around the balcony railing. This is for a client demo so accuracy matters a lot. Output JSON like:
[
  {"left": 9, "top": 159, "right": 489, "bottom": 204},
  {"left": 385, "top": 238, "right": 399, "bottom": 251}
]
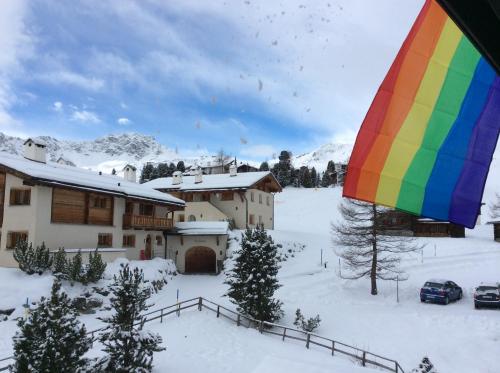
[{"left": 123, "top": 214, "right": 173, "bottom": 230}]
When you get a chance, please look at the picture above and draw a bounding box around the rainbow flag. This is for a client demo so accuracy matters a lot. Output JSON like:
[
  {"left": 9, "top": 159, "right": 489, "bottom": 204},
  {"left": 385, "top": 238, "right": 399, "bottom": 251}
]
[{"left": 343, "top": 0, "right": 500, "bottom": 229}]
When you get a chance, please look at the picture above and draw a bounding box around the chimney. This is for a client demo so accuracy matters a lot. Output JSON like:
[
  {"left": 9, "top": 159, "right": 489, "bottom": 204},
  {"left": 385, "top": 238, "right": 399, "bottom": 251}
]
[
  {"left": 229, "top": 164, "right": 237, "bottom": 177},
  {"left": 123, "top": 164, "right": 137, "bottom": 183},
  {"left": 23, "top": 138, "right": 47, "bottom": 163},
  {"left": 172, "top": 171, "right": 183, "bottom": 185},
  {"left": 194, "top": 167, "right": 203, "bottom": 184}
]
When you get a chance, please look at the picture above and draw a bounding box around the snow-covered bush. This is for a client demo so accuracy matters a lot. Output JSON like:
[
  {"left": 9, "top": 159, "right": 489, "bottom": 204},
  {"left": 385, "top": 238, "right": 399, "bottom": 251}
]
[
  {"left": 52, "top": 248, "right": 106, "bottom": 285},
  {"left": 11, "top": 280, "right": 92, "bottom": 373},
  {"left": 86, "top": 249, "right": 107, "bottom": 283},
  {"left": 225, "top": 225, "right": 283, "bottom": 323},
  {"left": 293, "top": 308, "right": 321, "bottom": 332},
  {"left": 411, "top": 357, "right": 438, "bottom": 372},
  {"left": 97, "top": 264, "right": 164, "bottom": 373},
  {"left": 67, "top": 250, "right": 86, "bottom": 285},
  {"left": 13, "top": 241, "right": 52, "bottom": 275}
]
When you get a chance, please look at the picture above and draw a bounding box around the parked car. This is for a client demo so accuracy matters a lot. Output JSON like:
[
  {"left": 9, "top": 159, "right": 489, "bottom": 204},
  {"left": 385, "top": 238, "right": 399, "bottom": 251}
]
[
  {"left": 474, "top": 284, "right": 500, "bottom": 309},
  {"left": 420, "top": 279, "right": 463, "bottom": 305}
]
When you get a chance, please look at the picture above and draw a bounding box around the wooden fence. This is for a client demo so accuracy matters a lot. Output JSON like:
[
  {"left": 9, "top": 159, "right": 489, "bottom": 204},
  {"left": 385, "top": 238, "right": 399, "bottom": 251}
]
[{"left": 0, "top": 297, "right": 405, "bottom": 373}]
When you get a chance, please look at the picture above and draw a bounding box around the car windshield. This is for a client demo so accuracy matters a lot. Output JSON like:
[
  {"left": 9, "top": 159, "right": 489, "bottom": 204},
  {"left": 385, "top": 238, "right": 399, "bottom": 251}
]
[
  {"left": 424, "top": 282, "right": 444, "bottom": 288},
  {"left": 476, "top": 286, "right": 499, "bottom": 292}
]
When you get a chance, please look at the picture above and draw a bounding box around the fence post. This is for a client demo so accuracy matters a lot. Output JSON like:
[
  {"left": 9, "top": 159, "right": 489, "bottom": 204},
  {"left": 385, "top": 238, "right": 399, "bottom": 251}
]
[
  {"left": 160, "top": 309, "right": 163, "bottom": 323},
  {"left": 331, "top": 341, "right": 335, "bottom": 356},
  {"left": 237, "top": 314, "right": 241, "bottom": 327},
  {"left": 306, "top": 333, "right": 310, "bottom": 349},
  {"left": 217, "top": 305, "right": 220, "bottom": 318},
  {"left": 362, "top": 351, "right": 366, "bottom": 367},
  {"left": 259, "top": 320, "right": 263, "bottom": 333},
  {"left": 282, "top": 328, "right": 287, "bottom": 341},
  {"left": 395, "top": 362, "right": 399, "bottom": 373},
  {"left": 198, "top": 297, "right": 202, "bottom": 311}
]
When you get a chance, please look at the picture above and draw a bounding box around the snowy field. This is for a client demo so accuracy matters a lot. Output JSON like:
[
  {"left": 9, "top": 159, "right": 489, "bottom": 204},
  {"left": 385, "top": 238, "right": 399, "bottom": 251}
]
[{"left": 1, "top": 187, "right": 499, "bottom": 372}]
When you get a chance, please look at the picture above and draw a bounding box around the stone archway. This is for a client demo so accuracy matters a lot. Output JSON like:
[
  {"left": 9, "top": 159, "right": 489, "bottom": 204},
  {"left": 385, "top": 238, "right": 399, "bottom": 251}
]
[{"left": 185, "top": 246, "right": 216, "bottom": 273}]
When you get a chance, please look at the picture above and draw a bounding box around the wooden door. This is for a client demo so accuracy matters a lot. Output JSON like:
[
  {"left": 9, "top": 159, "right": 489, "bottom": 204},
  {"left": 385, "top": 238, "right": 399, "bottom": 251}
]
[
  {"left": 185, "top": 246, "right": 216, "bottom": 273},
  {"left": 145, "top": 235, "right": 152, "bottom": 259}
]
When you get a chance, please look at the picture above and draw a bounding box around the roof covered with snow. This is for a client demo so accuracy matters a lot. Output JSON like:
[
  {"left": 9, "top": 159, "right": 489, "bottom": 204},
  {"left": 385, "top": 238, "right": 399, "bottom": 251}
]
[
  {"left": 0, "top": 152, "right": 185, "bottom": 206},
  {"left": 143, "top": 171, "right": 281, "bottom": 192},
  {"left": 173, "top": 221, "right": 229, "bottom": 235}
]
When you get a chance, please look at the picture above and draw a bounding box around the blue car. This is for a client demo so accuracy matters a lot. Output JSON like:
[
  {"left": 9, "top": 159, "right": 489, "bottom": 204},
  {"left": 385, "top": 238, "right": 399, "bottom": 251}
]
[{"left": 420, "top": 279, "right": 463, "bottom": 305}]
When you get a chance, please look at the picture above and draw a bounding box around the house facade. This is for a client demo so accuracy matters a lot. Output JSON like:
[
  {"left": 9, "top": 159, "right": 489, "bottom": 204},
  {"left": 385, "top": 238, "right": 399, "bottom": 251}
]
[
  {"left": 0, "top": 139, "right": 185, "bottom": 267},
  {"left": 144, "top": 166, "right": 282, "bottom": 230}
]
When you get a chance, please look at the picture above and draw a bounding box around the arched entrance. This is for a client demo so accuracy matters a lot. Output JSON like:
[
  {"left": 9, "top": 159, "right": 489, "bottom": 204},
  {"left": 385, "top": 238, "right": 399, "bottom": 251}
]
[
  {"left": 145, "top": 234, "right": 152, "bottom": 259},
  {"left": 185, "top": 246, "right": 216, "bottom": 273}
]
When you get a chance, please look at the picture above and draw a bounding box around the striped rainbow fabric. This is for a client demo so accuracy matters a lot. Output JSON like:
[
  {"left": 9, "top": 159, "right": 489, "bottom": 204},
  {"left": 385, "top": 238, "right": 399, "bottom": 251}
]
[{"left": 343, "top": 0, "right": 500, "bottom": 229}]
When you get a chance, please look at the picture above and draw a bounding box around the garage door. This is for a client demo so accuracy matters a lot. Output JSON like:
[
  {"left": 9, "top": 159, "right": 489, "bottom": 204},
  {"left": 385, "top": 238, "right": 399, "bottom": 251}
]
[{"left": 185, "top": 246, "right": 216, "bottom": 273}]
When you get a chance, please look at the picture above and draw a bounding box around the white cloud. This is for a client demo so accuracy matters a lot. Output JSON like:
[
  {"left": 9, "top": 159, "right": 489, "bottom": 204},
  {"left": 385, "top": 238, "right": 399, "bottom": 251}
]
[
  {"left": 117, "top": 117, "right": 131, "bottom": 126},
  {"left": 53, "top": 101, "right": 63, "bottom": 112},
  {"left": 240, "top": 144, "right": 276, "bottom": 159},
  {"left": 39, "top": 71, "right": 104, "bottom": 91},
  {"left": 71, "top": 110, "right": 101, "bottom": 124}
]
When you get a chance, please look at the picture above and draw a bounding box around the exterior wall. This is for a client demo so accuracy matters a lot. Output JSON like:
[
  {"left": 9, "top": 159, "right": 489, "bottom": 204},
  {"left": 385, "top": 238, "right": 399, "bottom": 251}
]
[
  {"left": 172, "top": 189, "right": 275, "bottom": 230},
  {"left": 165, "top": 234, "right": 228, "bottom": 273},
  {"left": 0, "top": 173, "right": 175, "bottom": 267}
]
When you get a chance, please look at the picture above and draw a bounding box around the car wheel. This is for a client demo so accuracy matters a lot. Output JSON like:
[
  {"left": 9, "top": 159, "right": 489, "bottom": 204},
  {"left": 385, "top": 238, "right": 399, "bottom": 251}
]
[
  {"left": 444, "top": 296, "right": 449, "bottom": 305},
  {"left": 458, "top": 291, "right": 462, "bottom": 300},
  {"left": 474, "top": 302, "right": 480, "bottom": 309},
  {"left": 420, "top": 297, "right": 425, "bottom": 303}
]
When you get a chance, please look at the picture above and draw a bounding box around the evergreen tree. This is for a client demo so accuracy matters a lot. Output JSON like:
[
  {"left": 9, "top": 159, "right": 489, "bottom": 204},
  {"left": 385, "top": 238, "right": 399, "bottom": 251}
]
[
  {"left": 310, "top": 167, "right": 318, "bottom": 187},
  {"left": 271, "top": 150, "right": 294, "bottom": 187},
  {"left": 67, "top": 250, "right": 85, "bottom": 285},
  {"left": 259, "top": 161, "right": 270, "bottom": 171},
  {"left": 140, "top": 164, "right": 155, "bottom": 183},
  {"left": 86, "top": 249, "right": 107, "bottom": 283},
  {"left": 52, "top": 248, "right": 68, "bottom": 280},
  {"left": 111, "top": 168, "right": 117, "bottom": 176},
  {"left": 11, "top": 280, "right": 92, "bottom": 373},
  {"left": 411, "top": 357, "right": 438, "bottom": 373},
  {"left": 176, "top": 161, "right": 186, "bottom": 172},
  {"left": 320, "top": 171, "right": 331, "bottom": 187},
  {"left": 293, "top": 308, "right": 321, "bottom": 332},
  {"left": 13, "top": 240, "right": 35, "bottom": 275},
  {"left": 168, "top": 162, "right": 176, "bottom": 176},
  {"left": 149, "top": 166, "right": 160, "bottom": 181},
  {"left": 225, "top": 226, "right": 283, "bottom": 322},
  {"left": 331, "top": 199, "right": 423, "bottom": 295},
  {"left": 156, "top": 163, "right": 169, "bottom": 178},
  {"left": 33, "top": 243, "right": 52, "bottom": 275},
  {"left": 98, "top": 264, "right": 164, "bottom": 373},
  {"left": 300, "top": 167, "right": 312, "bottom": 188}
]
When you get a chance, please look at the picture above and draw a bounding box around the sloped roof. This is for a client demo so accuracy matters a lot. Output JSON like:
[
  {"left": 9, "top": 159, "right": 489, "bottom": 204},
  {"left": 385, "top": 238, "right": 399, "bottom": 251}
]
[
  {"left": 174, "top": 221, "right": 229, "bottom": 235},
  {"left": 0, "top": 152, "right": 185, "bottom": 207},
  {"left": 144, "top": 171, "right": 281, "bottom": 192}
]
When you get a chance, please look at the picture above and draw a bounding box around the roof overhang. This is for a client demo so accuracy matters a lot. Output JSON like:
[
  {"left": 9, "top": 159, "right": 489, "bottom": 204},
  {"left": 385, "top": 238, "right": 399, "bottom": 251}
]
[{"left": 436, "top": 0, "right": 500, "bottom": 75}]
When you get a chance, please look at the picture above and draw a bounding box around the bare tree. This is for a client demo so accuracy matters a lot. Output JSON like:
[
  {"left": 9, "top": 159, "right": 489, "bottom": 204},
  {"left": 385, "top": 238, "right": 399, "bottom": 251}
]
[
  {"left": 331, "top": 198, "right": 423, "bottom": 295},
  {"left": 490, "top": 193, "right": 500, "bottom": 219}
]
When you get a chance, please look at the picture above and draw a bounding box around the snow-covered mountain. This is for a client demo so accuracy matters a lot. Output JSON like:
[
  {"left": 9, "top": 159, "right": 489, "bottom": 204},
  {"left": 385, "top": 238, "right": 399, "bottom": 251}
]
[{"left": 292, "top": 143, "right": 352, "bottom": 169}]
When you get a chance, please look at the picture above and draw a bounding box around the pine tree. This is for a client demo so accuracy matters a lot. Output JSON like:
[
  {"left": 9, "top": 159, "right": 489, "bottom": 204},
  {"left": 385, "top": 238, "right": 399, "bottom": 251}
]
[
  {"left": 13, "top": 240, "right": 35, "bottom": 275},
  {"left": 52, "top": 248, "right": 68, "bottom": 280},
  {"left": 271, "top": 150, "right": 294, "bottom": 187},
  {"left": 293, "top": 309, "right": 321, "bottom": 332},
  {"left": 86, "top": 249, "right": 107, "bottom": 283},
  {"left": 331, "top": 199, "right": 423, "bottom": 295},
  {"left": 411, "top": 357, "right": 438, "bottom": 372},
  {"left": 176, "top": 161, "right": 186, "bottom": 172},
  {"left": 111, "top": 168, "right": 117, "bottom": 176},
  {"left": 156, "top": 163, "right": 169, "bottom": 178},
  {"left": 67, "top": 250, "right": 85, "bottom": 285},
  {"left": 168, "top": 162, "right": 176, "bottom": 176},
  {"left": 225, "top": 226, "right": 283, "bottom": 322},
  {"left": 310, "top": 167, "right": 317, "bottom": 187},
  {"left": 98, "top": 264, "right": 164, "bottom": 373},
  {"left": 11, "top": 280, "right": 92, "bottom": 373},
  {"left": 259, "top": 161, "right": 270, "bottom": 171},
  {"left": 300, "top": 167, "right": 312, "bottom": 188},
  {"left": 140, "top": 163, "right": 155, "bottom": 183},
  {"left": 33, "top": 243, "right": 52, "bottom": 275}
]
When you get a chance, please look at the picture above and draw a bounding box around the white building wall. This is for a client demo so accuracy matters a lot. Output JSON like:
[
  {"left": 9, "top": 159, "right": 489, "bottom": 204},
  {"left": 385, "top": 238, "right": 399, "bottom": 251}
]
[{"left": 246, "top": 189, "right": 274, "bottom": 229}]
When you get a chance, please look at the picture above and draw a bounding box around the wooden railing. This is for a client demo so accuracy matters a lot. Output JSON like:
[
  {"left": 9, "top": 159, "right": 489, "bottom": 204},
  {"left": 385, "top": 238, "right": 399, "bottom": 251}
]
[
  {"left": 122, "top": 214, "right": 173, "bottom": 230},
  {"left": 0, "top": 297, "right": 405, "bottom": 373}
]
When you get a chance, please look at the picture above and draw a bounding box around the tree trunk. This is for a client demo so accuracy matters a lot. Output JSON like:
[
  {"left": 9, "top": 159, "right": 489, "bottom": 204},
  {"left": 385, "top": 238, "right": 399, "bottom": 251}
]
[{"left": 371, "top": 204, "right": 378, "bottom": 295}]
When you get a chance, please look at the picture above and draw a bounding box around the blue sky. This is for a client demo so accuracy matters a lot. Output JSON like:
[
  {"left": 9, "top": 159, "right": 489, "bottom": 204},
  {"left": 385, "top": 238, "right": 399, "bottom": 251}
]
[{"left": 0, "top": 0, "right": 423, "bottom": 161}]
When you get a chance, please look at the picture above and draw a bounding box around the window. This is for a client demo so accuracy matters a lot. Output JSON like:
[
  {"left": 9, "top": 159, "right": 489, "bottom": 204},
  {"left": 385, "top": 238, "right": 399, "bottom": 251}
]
[
  {"left": 188, "top": 215, "right": 196, "bottom": 222},
  {"left": 98, "top": 233, "right": 113, "bottom": 247},
  {"left": 139, "top": 204, "right": 154, "bottom": 216},
  {"left": 122, "top": 234, "right": 136, "bottom": 247},
  {"left": 156, "top": 235, "right": 163, "bottom": 245},
  {"left": 249, "top": 214, "right": 255, "bottom": 225},
  {"left": 7, "top": 231, "right": 28, "bottom": 249},
  {"left": 92, "top": 196, "right": 108, "bottom": 209},
  {"left": 125, "top": 202, "right": 134, "bottom": 214},
  {"left": 258, "top": 215, "right": 263, "bottom": 225},
  {"left": 266, "top": 196, "right": 270, "bottom": 206},
  {"left": 250, "top": 192, "right": 254, "bottom": 202},
  {"left": 221, "top": 192, "right": 234, "bottom": 201},
  {"left": 259, "top": 194, "right": 262, "bottom": 204},
  {"left": 178, "top": 214, "right": 185, "bottom": 222},
  {"left": 10, "top": 188, "right": 31, "bottom": 205}
]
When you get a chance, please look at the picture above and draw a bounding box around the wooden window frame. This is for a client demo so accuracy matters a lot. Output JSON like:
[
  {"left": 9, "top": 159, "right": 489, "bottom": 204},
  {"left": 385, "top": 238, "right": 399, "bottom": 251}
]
[
  {"left": 221, "top": 191, "right": 234, "bottom": 201},
  {"left": 266, "top": 195, "right": 270, "bottom": 206},
  {"left": 6, "top": 231, "right": 28, "bottom": 249},
  {"left": 9, "top": 188, "right": 31, "bottom": 206},
  {"left": 97, "top": 233, "right": 113, "bottom": 248},
  {"left": 249, "top": 214, "right": 255, "bottom": 225},
  {"left": 122, "top": 234, "right": 136, "bottom": 248},
  {"left": 178, "top": 214, "right": 185, "bottom": 222},
  {"left": 250, "top": 192, "right": 255, "bottom": 202},
  {"left": 156, "top": 235, "right": 163, "bottom": 246},
  {"left": 139, "top": 203, "right": 154, "bottom": 217}
]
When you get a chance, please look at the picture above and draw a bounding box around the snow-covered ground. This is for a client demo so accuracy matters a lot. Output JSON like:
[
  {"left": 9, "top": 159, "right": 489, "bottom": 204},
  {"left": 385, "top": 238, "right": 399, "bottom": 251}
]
[{"left": 1, "top": 187, "right": 499, "bottom": 372}]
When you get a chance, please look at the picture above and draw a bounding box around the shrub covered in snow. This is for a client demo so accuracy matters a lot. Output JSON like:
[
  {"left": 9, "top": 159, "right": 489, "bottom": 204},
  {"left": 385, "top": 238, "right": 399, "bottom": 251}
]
[
  {"left": 13, "top": 241, "right": 52, "bottom": 275},
  {"left": 225, "top": 225, "right": 283, "bottom": 323},
  {"left": 293, "top": 308, "right": 321, "bottom": 333},
  {"left": 97, "top": 264, "right": 164, "bottom": 373},
  {"left": 411, "top": 357, "right": 438, "bottom": 373},
  {"left": 11, "top": 280, "right": 92, "bottom": 373}
]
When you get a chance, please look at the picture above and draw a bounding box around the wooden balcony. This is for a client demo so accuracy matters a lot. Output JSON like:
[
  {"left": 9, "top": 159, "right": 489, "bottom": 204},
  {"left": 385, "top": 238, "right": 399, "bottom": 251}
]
[{"left": 123, "top": 214, "right": 173, "bottom": 230}]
